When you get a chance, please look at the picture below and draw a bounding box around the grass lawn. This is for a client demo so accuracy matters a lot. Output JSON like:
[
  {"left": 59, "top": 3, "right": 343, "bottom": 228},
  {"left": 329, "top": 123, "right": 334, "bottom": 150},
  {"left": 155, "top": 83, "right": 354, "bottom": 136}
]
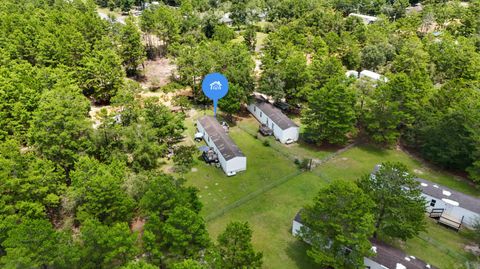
[
  {"left": 182, "top": 112, "right": 478, "bottom": 269},
  {"left": 315, "top": 145, "right": 480, "bottom": 197}
]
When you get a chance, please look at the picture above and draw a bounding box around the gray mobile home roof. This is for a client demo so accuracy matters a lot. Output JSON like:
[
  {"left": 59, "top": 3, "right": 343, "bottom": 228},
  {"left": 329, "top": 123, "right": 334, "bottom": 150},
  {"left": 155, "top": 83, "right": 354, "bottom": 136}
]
[
  {"left": 370, "top": 238, "right": 435, "bottom": 269},
  {"left": 416, "top": 177, "right": 480, "bottom": 214},
  {"left": 198, "top": 116, "right": 244, "bottom": 161},
  {"left": 294, "top": 211, "right": 435, "bottom": 269},
  {"left": 252, "top": 99, "right": 298, "bottom": 130},
  {"left": 372, "top": 165, "right": 480, "bottom": 214}
]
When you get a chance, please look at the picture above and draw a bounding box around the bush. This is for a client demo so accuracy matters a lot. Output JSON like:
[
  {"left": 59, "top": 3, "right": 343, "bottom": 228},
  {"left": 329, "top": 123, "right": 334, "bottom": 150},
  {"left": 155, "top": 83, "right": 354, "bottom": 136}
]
[{"left": 262, "top": 140, "right": 270, "bottom": 147}]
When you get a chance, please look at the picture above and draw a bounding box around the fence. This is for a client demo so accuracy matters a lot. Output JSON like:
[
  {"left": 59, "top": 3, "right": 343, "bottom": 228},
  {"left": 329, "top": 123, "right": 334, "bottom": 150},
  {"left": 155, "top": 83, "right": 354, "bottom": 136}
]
[{"left": 205, "top": 126, "right": 356, "bottom": 221}]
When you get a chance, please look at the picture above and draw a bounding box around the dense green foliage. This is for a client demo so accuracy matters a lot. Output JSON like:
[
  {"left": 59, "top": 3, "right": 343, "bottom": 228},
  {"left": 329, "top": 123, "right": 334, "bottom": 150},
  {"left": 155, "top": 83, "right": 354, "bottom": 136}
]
[
  {"left": 357, "top": 162, "right": 426, "bottom": 240},
  {"left": 299, "top": 181, "right": 375, "bottom": 268}
]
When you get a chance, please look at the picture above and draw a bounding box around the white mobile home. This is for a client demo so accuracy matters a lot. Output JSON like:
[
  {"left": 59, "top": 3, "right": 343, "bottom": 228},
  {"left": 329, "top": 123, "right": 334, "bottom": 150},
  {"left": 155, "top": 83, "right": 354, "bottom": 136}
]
[
  {"left": 348, "top": 13, "right": 379, "bottom": 24},
  {"left": 247, "top": 98, "right": 299, "bottom": 144},
  {"left": 418, "top": 177, "right": 480, "bottom": 230},
  {"left": 372, "top": 165, "right": 480, "bottom": 230},
  {"left": 197, "top": 116, "right": 246, "bottom": 176},
  {"left": 292, "top": 211, "right": 435, "bottom": 269},
  {"left": 360, "top": 70, "right": 389, "bottom": 82}
]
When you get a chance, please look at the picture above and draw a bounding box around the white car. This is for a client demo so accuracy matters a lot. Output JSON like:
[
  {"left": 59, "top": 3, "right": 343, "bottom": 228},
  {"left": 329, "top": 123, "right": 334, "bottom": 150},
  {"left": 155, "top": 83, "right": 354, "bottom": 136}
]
[{"left": 194, "top": 132, "right": 204, "bottom": 142}]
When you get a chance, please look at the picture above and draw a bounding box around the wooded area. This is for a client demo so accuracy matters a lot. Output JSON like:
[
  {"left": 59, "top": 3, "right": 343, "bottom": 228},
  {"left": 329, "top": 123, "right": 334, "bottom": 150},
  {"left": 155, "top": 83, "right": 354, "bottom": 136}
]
[{"left": 0, "top": 0, "right": 479, "bottom": 268}]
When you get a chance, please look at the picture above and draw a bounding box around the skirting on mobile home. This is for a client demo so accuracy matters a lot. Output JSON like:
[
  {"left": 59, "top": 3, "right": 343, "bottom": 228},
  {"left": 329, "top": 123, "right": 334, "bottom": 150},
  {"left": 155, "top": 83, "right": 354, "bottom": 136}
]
[
  {"left": 197, "top": 116, "right": 246, "bottom": 176},
  {"left": 247, "top": 98, "right": 299, "bottom": 144}
]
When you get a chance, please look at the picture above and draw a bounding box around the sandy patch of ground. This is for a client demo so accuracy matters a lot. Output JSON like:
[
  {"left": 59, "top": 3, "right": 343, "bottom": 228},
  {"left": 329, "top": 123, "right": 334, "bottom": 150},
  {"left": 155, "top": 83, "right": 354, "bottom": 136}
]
[
  {"left": 139, "top": 58, "right": 177, "bottom": 90},
  {"left": 89, "top": 105, "right": 113, "bottom": 129}
]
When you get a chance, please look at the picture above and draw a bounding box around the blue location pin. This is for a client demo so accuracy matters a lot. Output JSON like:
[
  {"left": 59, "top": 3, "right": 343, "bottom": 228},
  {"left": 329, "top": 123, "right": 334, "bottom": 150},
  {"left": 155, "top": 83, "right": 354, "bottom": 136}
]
[{"left": 202, "top": 73, "right": 229, "bottom": 117}]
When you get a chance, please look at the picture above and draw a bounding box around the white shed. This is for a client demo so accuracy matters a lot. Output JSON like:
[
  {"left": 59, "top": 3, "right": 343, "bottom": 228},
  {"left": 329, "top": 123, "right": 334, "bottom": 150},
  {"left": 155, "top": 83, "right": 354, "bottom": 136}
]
[
  {"left": 348, "top": 13, "right": 379, "bottom": 24},
  {"left": 197, "top": 116, "right": 246, "bottom": 176},
  {"left": 292, "top": 211, "right": 435, "bottom": 269},
  {"left": 247, "top": 98, "right": 299, "bottom": 144}
]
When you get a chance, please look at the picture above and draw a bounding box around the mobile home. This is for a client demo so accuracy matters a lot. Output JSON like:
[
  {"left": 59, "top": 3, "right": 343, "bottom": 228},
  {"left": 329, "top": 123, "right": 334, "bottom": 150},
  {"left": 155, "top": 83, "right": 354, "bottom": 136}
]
[
  {"left": 247, "top": 98, "right": 299, "bottom": 144},
  {"left": 197, "top": 116, "right": 246, "bottom": 176}
]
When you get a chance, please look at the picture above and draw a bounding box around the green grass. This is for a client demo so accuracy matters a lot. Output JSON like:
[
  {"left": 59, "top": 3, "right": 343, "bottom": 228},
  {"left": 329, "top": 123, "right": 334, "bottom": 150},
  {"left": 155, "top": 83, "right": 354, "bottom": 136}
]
[
  {"left": 387, "top": 219, "right": 476, "bottom": 269},
  {"left": 316, "top": 145, "right": 480, "bottom": 197},
  {"left": 183, "top": 113, "right": 478, "bottom": 269}
]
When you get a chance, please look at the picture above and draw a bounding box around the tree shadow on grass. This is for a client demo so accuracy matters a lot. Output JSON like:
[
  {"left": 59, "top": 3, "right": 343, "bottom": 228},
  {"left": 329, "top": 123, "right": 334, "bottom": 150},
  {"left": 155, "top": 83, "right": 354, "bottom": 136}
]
[{"left": 285, "top": 239, "right": 319, "bottom": 269}]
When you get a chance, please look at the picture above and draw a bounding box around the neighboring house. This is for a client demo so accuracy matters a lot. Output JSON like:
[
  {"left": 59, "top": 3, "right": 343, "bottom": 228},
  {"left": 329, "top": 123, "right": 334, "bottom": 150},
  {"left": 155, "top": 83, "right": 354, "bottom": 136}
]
[
  {"left": 292, "top": 211, "right": 435, "bottom": 269},
  {"left": 220, "top": 13, "right": 233, "bottom": 25},
  {"left": 247, "top": 97, "right": 299, "bottom": 144},
  {"left": 197, "top": 116, "right": 246, "bottom": 176},
  {"left": 360, "top": 70, "right": 389, "bottom": 83},
  {"left": 348, "top": 13, "right": 379, "bottom": 24},
  {"left": 346, "top": 70, "right": 359, "bottom": 78},
  {"left": 418, "top": 177, "right": 480, "bottom": 230},
  {"left": 372, "top": 165, "right": 480, "bottom": 230}
]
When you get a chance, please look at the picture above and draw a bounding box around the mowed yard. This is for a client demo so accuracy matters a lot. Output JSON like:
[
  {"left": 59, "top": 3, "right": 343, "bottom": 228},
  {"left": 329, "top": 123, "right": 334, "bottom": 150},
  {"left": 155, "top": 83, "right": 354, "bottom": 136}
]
[{"left": 182, "top": 111, "right": 479, "bottom": 269}]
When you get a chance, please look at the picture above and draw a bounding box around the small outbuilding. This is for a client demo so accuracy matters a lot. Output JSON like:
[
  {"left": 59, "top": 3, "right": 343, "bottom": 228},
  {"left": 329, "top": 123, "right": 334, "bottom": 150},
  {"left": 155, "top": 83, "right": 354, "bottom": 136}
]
[
  {"left": 247, "top": 98, "right": 299, "bottom": 144},
  {"left": 197, "top": 116, "right": 246, "bottom": 176},
  {"left": 292, "top": 211, "right": 436, "bottom": 269}
]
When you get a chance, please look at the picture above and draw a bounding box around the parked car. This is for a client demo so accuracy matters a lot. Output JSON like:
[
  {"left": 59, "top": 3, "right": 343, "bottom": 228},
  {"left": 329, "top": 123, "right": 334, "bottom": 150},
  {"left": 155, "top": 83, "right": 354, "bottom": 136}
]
[{"left": 194, "top": 132, "right": 204, "bottom": 142}]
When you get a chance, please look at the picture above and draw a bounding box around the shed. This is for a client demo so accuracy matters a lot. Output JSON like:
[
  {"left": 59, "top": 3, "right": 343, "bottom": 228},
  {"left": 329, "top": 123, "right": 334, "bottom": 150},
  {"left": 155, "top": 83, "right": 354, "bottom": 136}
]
[
  {"left": 197, "top": 116, "right": 246, "bottom": 176},
  {"left": 247, "top": 98, "right": 299, "bottom": 144},
  {"left": 292, "top": 211, "right": 435, "bottom": 269}
]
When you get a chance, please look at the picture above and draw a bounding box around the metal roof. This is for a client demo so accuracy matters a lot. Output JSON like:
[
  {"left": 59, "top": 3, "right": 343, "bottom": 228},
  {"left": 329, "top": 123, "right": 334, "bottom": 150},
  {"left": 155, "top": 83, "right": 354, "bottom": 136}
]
[
  {"left": 373, "top": 165, "right": 480, "bottom": 214},
  {"left": 197, "top": 116, "right": 244, "bottom": 161},
  {"left": 252, "top": 99, "right": 298, "bottom": 130},
  {"left": 416, "top": 177, "right": 480, "bottom": 214},
  {"left": 370, "top": 238, "right": 436, "bottom": 269}
]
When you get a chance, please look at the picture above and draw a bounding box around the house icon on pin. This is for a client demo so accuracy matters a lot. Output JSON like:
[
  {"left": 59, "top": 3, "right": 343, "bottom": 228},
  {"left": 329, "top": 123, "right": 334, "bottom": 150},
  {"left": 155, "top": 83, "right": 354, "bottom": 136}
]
[{"left": 210, "top": 81, "right": 222, "bottom": 90}]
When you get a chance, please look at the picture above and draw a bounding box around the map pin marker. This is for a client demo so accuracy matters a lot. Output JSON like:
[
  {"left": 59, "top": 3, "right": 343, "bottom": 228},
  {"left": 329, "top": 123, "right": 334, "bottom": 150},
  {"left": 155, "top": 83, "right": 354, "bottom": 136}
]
[{"left": 202, "top": 73, "right": 229, "bottom": 117}]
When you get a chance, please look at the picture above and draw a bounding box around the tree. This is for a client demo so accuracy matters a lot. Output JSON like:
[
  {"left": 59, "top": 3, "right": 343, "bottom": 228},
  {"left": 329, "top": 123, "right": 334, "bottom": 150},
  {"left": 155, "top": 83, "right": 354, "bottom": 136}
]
[
  {"left": 218, "top": 84, "right": 247, "bottom": 120},
  {"left": 79, "top": 46, "right": 125, "bottom": 104},
  {"left": 217, "top": 221, "right": 263, "bottom": 269},
  {"left": 302, "top": 78, "right": 357, "bottom": 145},
  {"left": 298, "top": 180, "right": 375, "bottom": 268},
  {"left": 361, "top": 44, "right": 386, "bottom": 71},
  {"left": 121, "top": 260, "right": 159, "bottom": 269},
  {"left": 243, "top": 25, "right": 257, "bottom": 52},
  {"left": 357, "top": 162, "right": 426, "bottom": 240},
  {"left": 140, "top": 5, "right": 181, "bottom": 55},
  {"left": 139, "top": 174, "right": 201, "bottom": 221},
  {"left": 172, "top": 259, "right": 206, "bottom": 269},
  {"left": 120, "top": 17, "right": 146, "bottom": 76},
  {"left": 70, "top": 157, "right": 135, "bottom": 224},
  {"left": 28, "top": 86, "right": 92, "bottom": 180},
  {"left": 258, "top": 67, "right": 285, "bottom": 101},
  {"left": 0, "top": 218, "right": 76, "bottom": 268},
  {"left": 309, "top": 55, "right": 345, "bottom": 89},
  {"left": 143, "top": 207, "right": 210, "bottom": 266},
  {"left": 173, "top": 145, "right": 197, "bottom": 174},
  {"left": 0, "top": 139, "right": 65, "bottom": 220},
  {"left": 143, "top": 97, "right": 186, "bottom": 145},
  {"left": 212, "top": 24, "right": 235, "bottom": 43},
  {"left": 230, "top": 0, "right": 249, "bottom": 28},
  {"left": 78, "top": 219, "right": 139, "bottom": 269}
]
